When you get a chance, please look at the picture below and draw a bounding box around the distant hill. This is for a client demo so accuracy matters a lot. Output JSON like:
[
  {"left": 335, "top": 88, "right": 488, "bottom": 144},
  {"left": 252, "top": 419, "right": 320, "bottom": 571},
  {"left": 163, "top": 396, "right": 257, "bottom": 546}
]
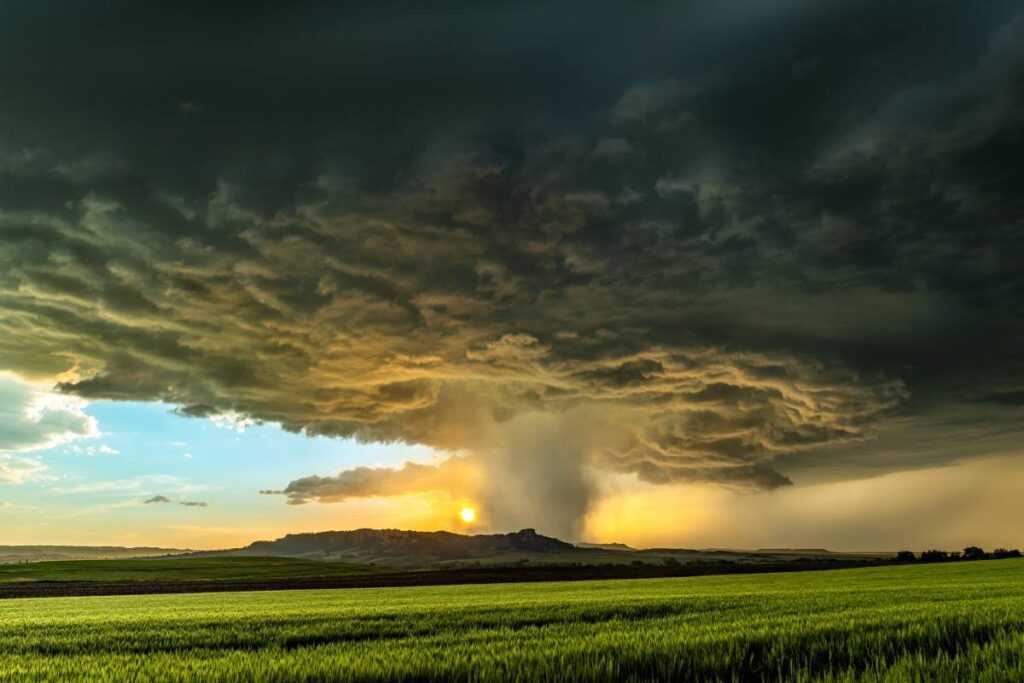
[
  {"left": 0, "top": 533, "right": 893, "bottom": 570},
  {"left": 183, "top": 528, "right": 892, "bottom": 568},
  {"left": 755, "top": 548, "right": 894, "bottom": 558},
  {"left": 576, "top": 542, "right": 635, "bottom": 551},
  {"left": 0, "top": 545, "right": 190, "bottom": 564},
  {"left": 188, "top": 528, "right": 580, "bottom": 566},
  {"left": 757, "top": 548, "right": 832, "bottom": 554},
  {"left": 0, "top": 535, "right": 891, "bottom": 569}
]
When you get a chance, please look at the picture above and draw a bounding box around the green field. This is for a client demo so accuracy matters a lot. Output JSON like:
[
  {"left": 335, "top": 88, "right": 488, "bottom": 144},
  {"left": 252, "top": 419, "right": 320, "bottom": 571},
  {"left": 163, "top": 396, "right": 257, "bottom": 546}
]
[
  {"left": 1, "top": 560, "right": 1022, "bottom": 681},
  {"left": 0, "top": 557, "right": 392, "bottom": 583}
]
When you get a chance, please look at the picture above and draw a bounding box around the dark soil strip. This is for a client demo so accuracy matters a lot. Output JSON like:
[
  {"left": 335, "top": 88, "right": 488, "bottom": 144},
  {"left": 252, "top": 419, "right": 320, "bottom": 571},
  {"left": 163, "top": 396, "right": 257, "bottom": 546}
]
[{"left": 0, "top": 560, "right": 892, "bottom": 599}]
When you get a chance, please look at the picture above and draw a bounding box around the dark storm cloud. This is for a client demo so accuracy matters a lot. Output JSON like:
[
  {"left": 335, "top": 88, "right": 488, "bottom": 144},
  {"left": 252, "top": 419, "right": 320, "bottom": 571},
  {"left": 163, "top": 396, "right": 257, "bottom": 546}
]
[{"left": 1, "top": 1, "right": 1022, "bottom": 532}]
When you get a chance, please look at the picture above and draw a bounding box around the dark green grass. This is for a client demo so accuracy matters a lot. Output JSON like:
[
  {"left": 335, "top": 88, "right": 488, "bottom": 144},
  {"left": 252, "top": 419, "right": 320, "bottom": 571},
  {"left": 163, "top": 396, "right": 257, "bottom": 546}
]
[
  {"left": 0, "top": 556, "right": 393, "bottom": 583},
  {"left": 1, "top": 559, "right": 1022, "bottom": 681}
]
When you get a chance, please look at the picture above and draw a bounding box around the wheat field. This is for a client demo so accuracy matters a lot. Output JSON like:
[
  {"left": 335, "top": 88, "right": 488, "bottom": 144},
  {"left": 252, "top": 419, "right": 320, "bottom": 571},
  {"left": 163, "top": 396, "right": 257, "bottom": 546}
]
[{"left": 1, "top": 560, "right": 1022, "bottom": 681}]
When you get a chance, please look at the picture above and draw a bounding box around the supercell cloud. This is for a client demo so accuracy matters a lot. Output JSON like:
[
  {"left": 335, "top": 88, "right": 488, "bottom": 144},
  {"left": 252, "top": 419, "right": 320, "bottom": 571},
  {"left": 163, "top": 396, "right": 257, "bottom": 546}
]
[{"left": 1, "top": 2, "right": 1022, "bottom": 534}]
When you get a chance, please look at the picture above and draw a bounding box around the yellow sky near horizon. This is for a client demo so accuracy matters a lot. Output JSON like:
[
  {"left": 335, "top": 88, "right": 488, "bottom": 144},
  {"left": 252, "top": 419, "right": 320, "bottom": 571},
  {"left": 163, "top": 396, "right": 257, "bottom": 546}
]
[{"left": 3, "top": 454, "right": 1023, "bottom": 553}]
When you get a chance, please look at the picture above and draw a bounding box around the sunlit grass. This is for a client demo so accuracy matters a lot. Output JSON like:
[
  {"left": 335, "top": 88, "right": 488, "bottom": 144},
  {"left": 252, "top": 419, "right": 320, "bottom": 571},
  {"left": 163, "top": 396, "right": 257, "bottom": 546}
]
[{"left": 0, "top": 560, "right": 1022, "bottom": 681}]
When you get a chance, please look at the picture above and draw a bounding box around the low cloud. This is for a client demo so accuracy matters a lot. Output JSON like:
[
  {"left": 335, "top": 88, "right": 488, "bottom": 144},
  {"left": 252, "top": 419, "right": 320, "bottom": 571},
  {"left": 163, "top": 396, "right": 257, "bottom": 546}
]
[
  {"left": 261, "top": 457, "right": 478, "bottom": 506},
  {"left": 143, "top": 495, "right": 171, "bottom": 504},
  {"left": 70, "top": 444, "right": 119, "bottom": 456},
  {"left": 0, "top": 454, "right": 44, "bottom": 484},
  {"left": 179, "top": 500, "right": 210, "bottom": 507},
  {"left": 50, "top": 474, "right": 207, "bottom": 497},
  {"left": 0, "top": 372, "right": 98, "bottom": 456}
]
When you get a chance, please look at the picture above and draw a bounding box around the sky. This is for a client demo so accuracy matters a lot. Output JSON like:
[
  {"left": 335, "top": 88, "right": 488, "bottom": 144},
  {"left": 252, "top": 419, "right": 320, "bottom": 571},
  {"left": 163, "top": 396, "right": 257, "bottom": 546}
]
[{"left": 1, "top": 1, "right": 1022, "bottom": 550}]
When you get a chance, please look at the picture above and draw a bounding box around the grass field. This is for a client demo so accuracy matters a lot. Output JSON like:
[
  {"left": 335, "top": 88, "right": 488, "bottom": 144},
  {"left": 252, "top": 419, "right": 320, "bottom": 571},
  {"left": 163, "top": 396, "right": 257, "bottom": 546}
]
[
  {"left": 0, "top": 559, "right": 1022, "bottom": 681},
  {"left": 0, "top": 557, "right": 392, "bottom": 583}
]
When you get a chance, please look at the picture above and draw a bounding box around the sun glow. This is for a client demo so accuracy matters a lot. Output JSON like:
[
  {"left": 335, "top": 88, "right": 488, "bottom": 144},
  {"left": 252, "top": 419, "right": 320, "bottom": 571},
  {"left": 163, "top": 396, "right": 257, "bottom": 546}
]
[{"left": 460, "top": 506, "right": 476, "bottom": 523}]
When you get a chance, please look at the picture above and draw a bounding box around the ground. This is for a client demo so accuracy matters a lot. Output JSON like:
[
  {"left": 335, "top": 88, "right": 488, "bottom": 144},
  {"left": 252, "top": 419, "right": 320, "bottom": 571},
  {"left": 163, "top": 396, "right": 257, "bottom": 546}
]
[
  {"left": 0, "top": 556, "right": 392, "bottom": 583},
  {"left": 1, "top": 558, "right": 1022, "bottom": 681}
]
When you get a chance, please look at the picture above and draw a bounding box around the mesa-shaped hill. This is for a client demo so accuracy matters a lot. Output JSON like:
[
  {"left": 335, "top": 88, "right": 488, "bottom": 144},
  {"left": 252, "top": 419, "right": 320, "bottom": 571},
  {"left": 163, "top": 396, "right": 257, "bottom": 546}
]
[
  {"left": 184, "top": 528, "right": 888, "bottom": 568},
  {"left": 191, "top": 528, "right": 579, "bottom": 566}
]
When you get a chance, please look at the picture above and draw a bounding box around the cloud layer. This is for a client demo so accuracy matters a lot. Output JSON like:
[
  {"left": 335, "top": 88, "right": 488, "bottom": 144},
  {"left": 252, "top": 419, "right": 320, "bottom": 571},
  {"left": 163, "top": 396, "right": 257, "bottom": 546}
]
[
  {"left": 0, "top": 372, "right": 99, "bottom": 484},
  {"left": 1, "top": 2, "right": 1022, "bottom": 534}
]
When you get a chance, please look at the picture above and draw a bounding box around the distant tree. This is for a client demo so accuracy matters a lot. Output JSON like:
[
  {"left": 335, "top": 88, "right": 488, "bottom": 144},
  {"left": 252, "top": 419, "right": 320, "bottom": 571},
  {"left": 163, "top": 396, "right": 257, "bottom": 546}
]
[
  {"left": 949, "top": 551, "right": 962, "bottom": 560},
  {"left": 662, "top": 556, "right": 680, "bottom": 567},
  {"left": 992, "top": 548, "right": 1023, "bottom": 559},
  {"left": 920, "top": 549, "right": 949, "bottom": 562},
  {"left": 963, "top": 546, "right": 987, "bottom": 560},
  {"left": 896, "top": 550, "right": 916, "bottom": 562}
]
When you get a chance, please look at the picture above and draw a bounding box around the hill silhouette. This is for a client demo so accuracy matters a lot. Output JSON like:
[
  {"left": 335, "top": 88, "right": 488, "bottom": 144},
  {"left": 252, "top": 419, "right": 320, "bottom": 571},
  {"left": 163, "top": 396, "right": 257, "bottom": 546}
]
[
  {"left": 181, "top": 528, "right": 889, "bottom": 568},
  {"left": 188, "top": 528, "right": 580, "bottom": 566}
]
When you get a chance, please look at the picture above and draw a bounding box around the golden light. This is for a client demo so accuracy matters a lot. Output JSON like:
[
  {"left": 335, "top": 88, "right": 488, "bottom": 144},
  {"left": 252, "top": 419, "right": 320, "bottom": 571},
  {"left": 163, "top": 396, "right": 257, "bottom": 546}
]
[{"left": 460, "top": 506, "right": 476, "bottom": 523}]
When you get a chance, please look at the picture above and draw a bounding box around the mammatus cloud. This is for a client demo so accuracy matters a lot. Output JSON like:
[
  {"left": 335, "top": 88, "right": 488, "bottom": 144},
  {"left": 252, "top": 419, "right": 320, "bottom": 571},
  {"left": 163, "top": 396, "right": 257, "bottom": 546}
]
[
  {"left": 1, "top": 3, "right": 1022, "bottom": 535},
  {"left": 144, "top": 495, "right": 171, "bottom": 504}
]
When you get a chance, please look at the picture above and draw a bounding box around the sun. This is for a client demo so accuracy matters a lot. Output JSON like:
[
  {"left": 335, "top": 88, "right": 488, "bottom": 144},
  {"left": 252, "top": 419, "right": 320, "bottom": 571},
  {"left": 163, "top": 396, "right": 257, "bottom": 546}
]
[{"left": 459, "top": 506, "right": 476, "bottom": 523}]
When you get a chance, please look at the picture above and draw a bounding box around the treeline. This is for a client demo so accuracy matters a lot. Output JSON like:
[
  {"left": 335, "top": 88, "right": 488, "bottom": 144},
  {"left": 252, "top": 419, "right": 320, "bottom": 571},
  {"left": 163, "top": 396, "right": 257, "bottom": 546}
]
[{"left": 895, "top": 547, "right": 1023, "bottom": 562}]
